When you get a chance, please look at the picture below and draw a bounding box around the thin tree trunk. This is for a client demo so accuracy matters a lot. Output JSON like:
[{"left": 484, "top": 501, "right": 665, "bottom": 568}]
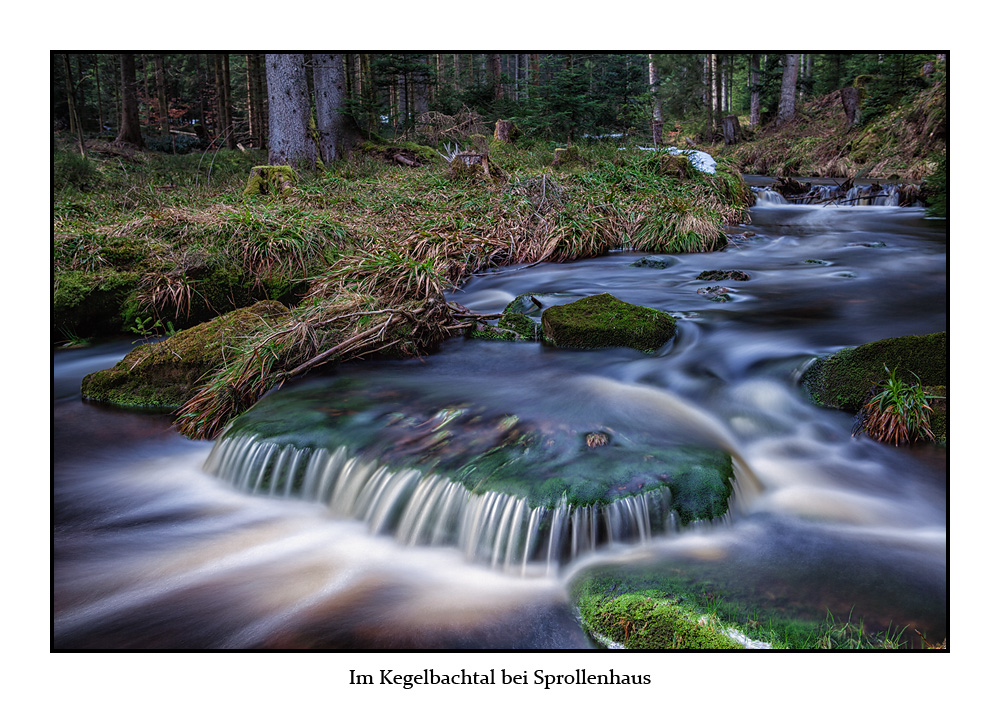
[
  {"left": 648, "top": 54, "right": 663, "bottom": 147},
  {"left": 75, "top": 55, "right": 88, "bottom": 132},
  {"left": 155, "top": 54, "right": 169, "bottom": 137},
  {"left": 704, "top": 53, "right": 713, "bottom": 140},
  {"left": 62, "top": 54, "right": 86, "bottom": 155},
  {"left": 116, "top": 52, "right": 143, "bottom": 147},
  {"left": 94, "top": 56, "right": 105, "bottom": 135},
  {"left": 222, "top": 54, "right": 235, "bottom": 148},
  {"left": 245, "top": 53, "right": 257, "bottom": 147},
  {"left": 749, "top": 53, "right": 761, "bottom": 129}
]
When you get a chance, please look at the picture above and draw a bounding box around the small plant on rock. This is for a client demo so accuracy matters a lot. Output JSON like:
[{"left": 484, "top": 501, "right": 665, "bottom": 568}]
[{"left": 854, "top": 365, "right": 936, "bottom": 445}]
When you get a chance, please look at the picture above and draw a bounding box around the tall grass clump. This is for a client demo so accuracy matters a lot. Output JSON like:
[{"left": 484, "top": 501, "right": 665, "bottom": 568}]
[{"left": 853, "top": 365, "right": 936, "bottom": 445}]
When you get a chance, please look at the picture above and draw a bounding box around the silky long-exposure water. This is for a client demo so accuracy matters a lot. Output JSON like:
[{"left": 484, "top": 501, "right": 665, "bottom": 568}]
[{"left": 52, "top": 193, "right": 947, "bottom": 651}]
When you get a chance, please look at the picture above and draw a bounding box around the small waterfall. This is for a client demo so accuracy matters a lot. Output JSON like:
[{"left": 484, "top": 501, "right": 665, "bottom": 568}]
[
  {"left": 204, "top": 434, "right": 681, "bottom": 575},
  {"left": 753, "top": 182, "right": 921, "bottom": 207}
]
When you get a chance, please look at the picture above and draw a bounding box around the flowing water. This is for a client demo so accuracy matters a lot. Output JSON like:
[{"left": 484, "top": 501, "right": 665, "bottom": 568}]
[{"left": 52, "top": 189, "right": 947, "bottom": 649}]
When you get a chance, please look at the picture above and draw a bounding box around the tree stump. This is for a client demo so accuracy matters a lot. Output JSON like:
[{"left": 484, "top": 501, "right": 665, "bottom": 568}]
[
  {"left": 840, "top": 87, "right": 861, "bottom": 126},
  {"left": 722, "top": 115, "right": 741, "bottom": 145},
  {"left": 450, "top": 152, "right": 492, "bottom": 180},
  {"left": 493, "top": 119, "right": 520, "bottom": 143},
  {"left": 243, "top": 165, "right": 298, "bottom": 198},
  {"left": 552, "top": 146, "right": 580, "bottom": 168}
]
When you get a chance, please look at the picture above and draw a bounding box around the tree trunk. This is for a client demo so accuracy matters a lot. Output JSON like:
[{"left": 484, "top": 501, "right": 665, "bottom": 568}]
[
  {"left": 722, "top": 115, "right": 741, "bottom": 145},
  {"left": 265, "top": 53, "right": 315, "bottom": 166},
  {"left": 648, "top": 54, "right": 663, "bottom": 147},
  {"left": 222, "top": 54, "right": 235, "bottom": 148},
  {"left": 116, "top": 53, "right": 143, "bottom": 148},
  {"left": 704, "top": 53, "right": 713, "bottom": 141},
  {"left": 94, "top": 56, "right": 105, "bottom": 134},
  {"left": 488, "top": 53, "right": 503, "bottom": 100},
  {"left": 62, "top": 54, "right": 86, "bottom": 156},
  {"left": 313, "top": 53, "right": 357, "bottom": 163},
  {"left": 530, "top": 54, "right": 540, "bottom": 88},
  {"left": 840, "top": 86, "right": 861, "bottom": 126},
  {"left": 245, "top": 53, "right": 258, "bottom": 147},
  {"left": 749, "top": 53, "right": 760, "bottom": 129},
  {"left": 155, "top": 54, "right": 169, "bottom": 137},
  {"left": 777, "top": 53, "right": 798, "bottom": 126},
  {"left": 213, "top": 55, "right": 225, "bottom": 142}
]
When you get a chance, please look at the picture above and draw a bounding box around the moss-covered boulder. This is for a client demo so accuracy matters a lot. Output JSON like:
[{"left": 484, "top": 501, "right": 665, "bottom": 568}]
[
  {"left": 541, "top": 293, "right": 676, "bottom": 354},
  {"left": 630, "top": 256, "right": 674, "bottom": 269},
  {"left": 802, "top": 331, "right": 946, "bottom": 412},
  {"left": 81, "top": 300, "right": 289, "bottom": 408}
]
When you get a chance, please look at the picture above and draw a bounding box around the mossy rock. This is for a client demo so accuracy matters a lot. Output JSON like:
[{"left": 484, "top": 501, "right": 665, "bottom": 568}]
[
  {"left": 802, "top": 331, "right": 947, "bottom": 413},
  {"left": 470, "top": 293, "right": 544, "bottom": 342},
  {"left": 541, "top": 293, "right": 676, "bottom": 354},
  {"left": 54, "top": 270, "right": 141, "bottom": 337},
  {"left": 577, "top": 587, "right": 742, "bottom": 650},
  {"left": 81, "top": 301, "right": 289, "bottom": 408},
  {"left": 224, "top": 375, "right": 734, "bottom": 519},
  {"left": 243, "top": 165, "right": 298, "bottom": 198}
]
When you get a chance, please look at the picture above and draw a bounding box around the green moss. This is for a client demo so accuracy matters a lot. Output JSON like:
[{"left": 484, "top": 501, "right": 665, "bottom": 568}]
[
  {"left": 541, "top": 293, "right": 676, "bottom": 354},
  {"left": 802, "top": 331, "right": 947, "bottom": 412},
  {"left": 54, "top": 270, "right": 141, "bottom": 337},
  {"left": 577, "top": 589, "right": 742, "bottom": 650},
  {"left": 81, "top": 301, "right": 289, "bottom": 408},
  {"left": 225, "top": 377, "right": 733, "bottom": 517},
  {"left": 243, "top": 166, "right": 298, "bottom": 198}
]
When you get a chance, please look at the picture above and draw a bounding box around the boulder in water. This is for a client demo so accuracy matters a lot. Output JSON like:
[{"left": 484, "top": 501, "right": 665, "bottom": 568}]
[
  {"left": 541, "top": 293, "right": 677, "bottom": 354},
  {"left": 802, "top": 331, "right": 946, "bottom": 413},
  {"left": 81, "top": 300, "right": 289, "bottom": 408},
  {"left": 697, "top": 270, "right": 750, "bottom": 281}
]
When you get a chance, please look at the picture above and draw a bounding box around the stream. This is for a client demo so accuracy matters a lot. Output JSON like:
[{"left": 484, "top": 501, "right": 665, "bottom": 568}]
[{"left": 52, "top": 186, "right": 947, "bottom": 650}]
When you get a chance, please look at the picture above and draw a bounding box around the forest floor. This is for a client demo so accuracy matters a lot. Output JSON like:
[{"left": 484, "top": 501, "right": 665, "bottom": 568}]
[
  {"left": 54, "top": 137, "right": 753, "bottom": 438},
  {"left": 712, "top": 82, "right": 947, "bottom": 182}
]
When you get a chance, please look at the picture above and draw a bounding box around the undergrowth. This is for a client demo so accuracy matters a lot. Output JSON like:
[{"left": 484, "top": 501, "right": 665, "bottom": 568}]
[{"left": 55, "top": 135, "right": 751, "bottom": 438}]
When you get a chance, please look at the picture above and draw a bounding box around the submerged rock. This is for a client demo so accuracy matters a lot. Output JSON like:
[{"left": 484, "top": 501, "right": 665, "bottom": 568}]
[
  {"left": 697, "top": 269, "right": 750, "bottom": 281},
  {"left": 469, "top": 293, "right": 544, "bottom": 342},
  {"left": 630, "top": 256, "right": 675, "bottom": 269},
  {"left": 541, "top": 293, "right": 677, "bottom": 354},
  {"left": 81, "top": 300, "right": 289, "bottom": 408}
]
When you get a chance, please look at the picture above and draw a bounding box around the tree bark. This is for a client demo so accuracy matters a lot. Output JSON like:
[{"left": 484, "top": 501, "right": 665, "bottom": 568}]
[
  {"left": 313, "top": 53, "right": 356, "bottom": 163},
  {"left": 222, "top": 54, "right": 235, "bottom": 148},
  {"left": 155, "top": 54, "right": 169, "bottom": 137},
  {"left": 116, "top": 53, "right": 144, "bottom": 147},
  {"left": 648, "top": 54, "right": 663, "bottom": 147},
  {"left": 94, "top": 56, "right": 105, "bottom": 134},
  {"left": 749, "top": 53, "right": 760, "bottom": 129},
  {"left": 488, "top": 53, "right": 503, "bottom": 100},
  {"left": 777, "top": 54, "right": 799, "bottom": 126},
  {"left": 840, "top": 86, "right": 861, "bottom": 126},
  {"left": 265, "top": 53, "right": 315, "bottom": 166},
  {"left": 722, "top": 114, "right": 741, "bottom": 145}
]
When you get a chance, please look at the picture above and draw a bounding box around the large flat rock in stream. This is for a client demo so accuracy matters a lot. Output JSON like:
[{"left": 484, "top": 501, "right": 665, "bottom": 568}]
[
  {"left": 222, "top": 376, "right": 733, "bottom": 524},
  {"left": 541, "top": 293, "right": 677, "bottom": 354}
]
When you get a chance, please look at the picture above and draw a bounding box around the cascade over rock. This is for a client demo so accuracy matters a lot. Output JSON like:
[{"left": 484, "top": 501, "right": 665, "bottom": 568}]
[{"left": 205, "top": 375, "right": 735, "bottom": 573}]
